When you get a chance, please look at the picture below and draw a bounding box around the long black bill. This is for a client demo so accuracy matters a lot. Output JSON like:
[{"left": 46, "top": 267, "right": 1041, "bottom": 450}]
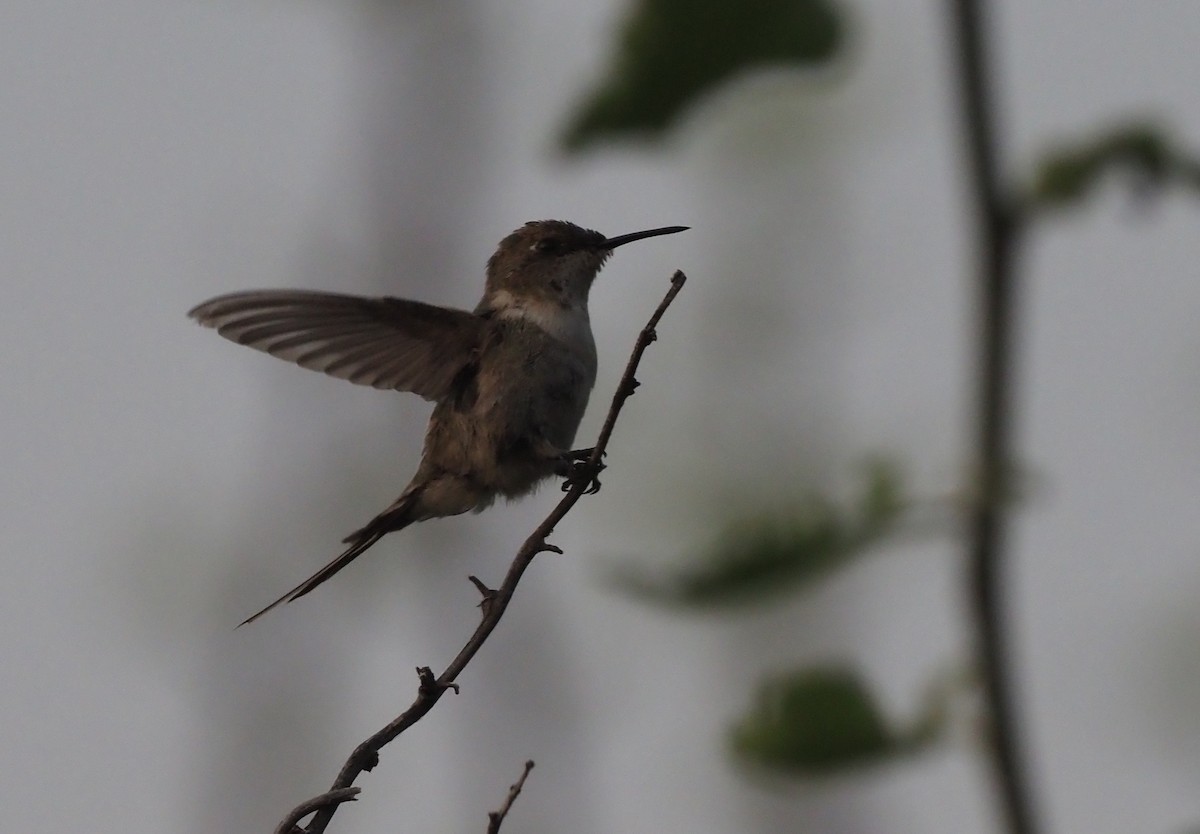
[{"left": 602, "top": 225, "right": 689, "bottom": 249}]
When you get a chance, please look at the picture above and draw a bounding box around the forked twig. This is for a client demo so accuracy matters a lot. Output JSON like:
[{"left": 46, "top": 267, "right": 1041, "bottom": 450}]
[{"left": 272, "top": 789, "right": 360, "bottom": 834}]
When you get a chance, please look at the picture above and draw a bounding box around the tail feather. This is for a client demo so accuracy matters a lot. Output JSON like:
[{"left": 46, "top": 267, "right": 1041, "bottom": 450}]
[
  {"left": 236, "top": 489, "right": 424, "bottom": 624},
  {"left": 340, "top": 486, "right": 424, "bottom": 544},
  {"left": 237, "top": 495, "right": 419, "bottom": 627},
  {"left": 236, "top": 530, "right": 386, "bottom": 627}
]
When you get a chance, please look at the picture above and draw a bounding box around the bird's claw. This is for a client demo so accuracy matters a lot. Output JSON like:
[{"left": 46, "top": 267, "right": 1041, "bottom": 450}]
[{"left": 561, "top": 459, "right": 606, "bottom": 494}]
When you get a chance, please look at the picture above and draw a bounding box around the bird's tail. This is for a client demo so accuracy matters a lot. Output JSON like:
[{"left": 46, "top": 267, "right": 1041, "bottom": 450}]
[{"left": 237, "top": 494, "right": 419, "bottom": 627}]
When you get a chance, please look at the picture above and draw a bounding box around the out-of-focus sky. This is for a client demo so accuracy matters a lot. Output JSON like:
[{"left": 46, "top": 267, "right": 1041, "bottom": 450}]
[{"left": 3, "top": 1, "right": 1199, "bottom": 832}]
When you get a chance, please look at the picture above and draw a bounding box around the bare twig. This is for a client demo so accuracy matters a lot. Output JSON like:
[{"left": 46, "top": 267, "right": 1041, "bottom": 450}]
[
  {"left": 276, "top": 270, "right": 687, "bottom": 834},
  {"left": 486, "top": 760, "right": 535, "bottom": 833},
  {"left": 946, "top": 2, "right": 1039, "bottom": 834},
  {"left": 272, "top": 788, "right": 360, "bottom": 834}
]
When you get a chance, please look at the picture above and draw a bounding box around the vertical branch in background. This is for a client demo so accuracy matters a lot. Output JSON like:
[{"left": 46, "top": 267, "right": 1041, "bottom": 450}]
[{"left": 947, "top": 2, "right": 1039, "bottom": 834}]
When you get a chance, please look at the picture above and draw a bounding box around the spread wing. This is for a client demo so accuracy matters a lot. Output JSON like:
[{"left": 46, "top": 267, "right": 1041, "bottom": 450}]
[{"left": 188, "top": 290, "right": 484, "bottom": 401}]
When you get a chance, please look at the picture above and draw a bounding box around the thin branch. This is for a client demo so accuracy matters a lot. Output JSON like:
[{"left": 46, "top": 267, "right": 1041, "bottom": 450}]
[
  {"left": 272, "top": 789, "right": 360, "bottom": 834},
  {"left": 277, "top": 270, "right": 688, "bottom": 834},
  {"left": 486, "top": 760, "right": 535, "bottom": 834},
  {"left": 946, "top": 2, "right": 1039, "bottom": 834}
]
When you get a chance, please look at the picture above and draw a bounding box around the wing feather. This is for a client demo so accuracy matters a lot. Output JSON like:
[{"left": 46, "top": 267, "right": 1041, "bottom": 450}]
[{"left": 188, "top": 290, "right": 483, "bottom": 401}]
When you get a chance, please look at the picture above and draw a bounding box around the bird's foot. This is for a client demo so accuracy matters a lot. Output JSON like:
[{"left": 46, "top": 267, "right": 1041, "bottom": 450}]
[
  {"left": 566, "top": 447, "right": 601, "bottom": 463},
  {"left": 559, "top": 450, "right": 606, "bottom": 495},
  {"left": 550, "top": 447, "right": 601, "bottom": 474}
]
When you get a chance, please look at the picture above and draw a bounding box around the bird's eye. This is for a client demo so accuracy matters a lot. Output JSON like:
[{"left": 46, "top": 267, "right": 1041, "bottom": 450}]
[{"left": 532, "top": 238, "right": 563, "bottom": 255}]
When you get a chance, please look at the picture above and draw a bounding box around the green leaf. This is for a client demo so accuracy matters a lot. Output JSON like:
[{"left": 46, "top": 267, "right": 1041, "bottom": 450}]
[
  {"left": 561, "top": 0, "right": 844, "bottom": 152},
  {"left": 1029, "top": 122, "right": 1200, "bottom": 211},
  {"left": 731, "top": 666, "right": 898, "bottom": 774},
  {"left": 610, "top": 460, "right": 905, "bottom": 607}
]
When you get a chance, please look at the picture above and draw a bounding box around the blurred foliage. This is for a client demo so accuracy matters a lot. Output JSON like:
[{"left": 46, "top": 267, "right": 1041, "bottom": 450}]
[
  {"left": 562, "top": 0, "right": 1200, "bottom": 815},
  {"left": 1029, "top": 122, "right": 1200, "bottom": 211},
  {"left": 731, "top": 665, "right": 921, "bottom": 774},
  {"left": 561, "top": 0, "right": 844, "bottom": 151},
  {"left": 611, "top": 459, "right": 904, "bottom": 607}
]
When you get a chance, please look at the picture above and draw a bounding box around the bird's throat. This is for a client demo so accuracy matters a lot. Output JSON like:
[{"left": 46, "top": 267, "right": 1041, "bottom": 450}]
[{"left": 489, "top": 290, "right": 594, "bottom": 349}]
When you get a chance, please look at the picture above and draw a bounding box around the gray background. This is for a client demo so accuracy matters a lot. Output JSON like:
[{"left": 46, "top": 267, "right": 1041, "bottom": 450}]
[{"left": 3, "top": 1, "right": 1199, "bottom": 831}]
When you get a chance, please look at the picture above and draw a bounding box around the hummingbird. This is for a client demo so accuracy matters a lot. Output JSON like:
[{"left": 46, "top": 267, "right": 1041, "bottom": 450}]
[{"left": 189, "top": 219, "right": 687, "bottom": 625}]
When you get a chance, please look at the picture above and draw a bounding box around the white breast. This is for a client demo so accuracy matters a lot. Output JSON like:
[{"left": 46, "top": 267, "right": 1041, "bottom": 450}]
[{"left": 491, "top": 291, "right": 596, "bottom": 362}]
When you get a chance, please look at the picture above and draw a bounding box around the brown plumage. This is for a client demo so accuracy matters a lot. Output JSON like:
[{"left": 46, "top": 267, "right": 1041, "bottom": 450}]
[{"left": 189, "top": 220, "right": 687, "bottom": 624}]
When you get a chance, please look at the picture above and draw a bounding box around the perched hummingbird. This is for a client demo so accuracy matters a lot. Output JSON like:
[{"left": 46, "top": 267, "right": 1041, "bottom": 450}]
[{"left": 190, "top": 219, "right": 687, "bottom": 624}]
